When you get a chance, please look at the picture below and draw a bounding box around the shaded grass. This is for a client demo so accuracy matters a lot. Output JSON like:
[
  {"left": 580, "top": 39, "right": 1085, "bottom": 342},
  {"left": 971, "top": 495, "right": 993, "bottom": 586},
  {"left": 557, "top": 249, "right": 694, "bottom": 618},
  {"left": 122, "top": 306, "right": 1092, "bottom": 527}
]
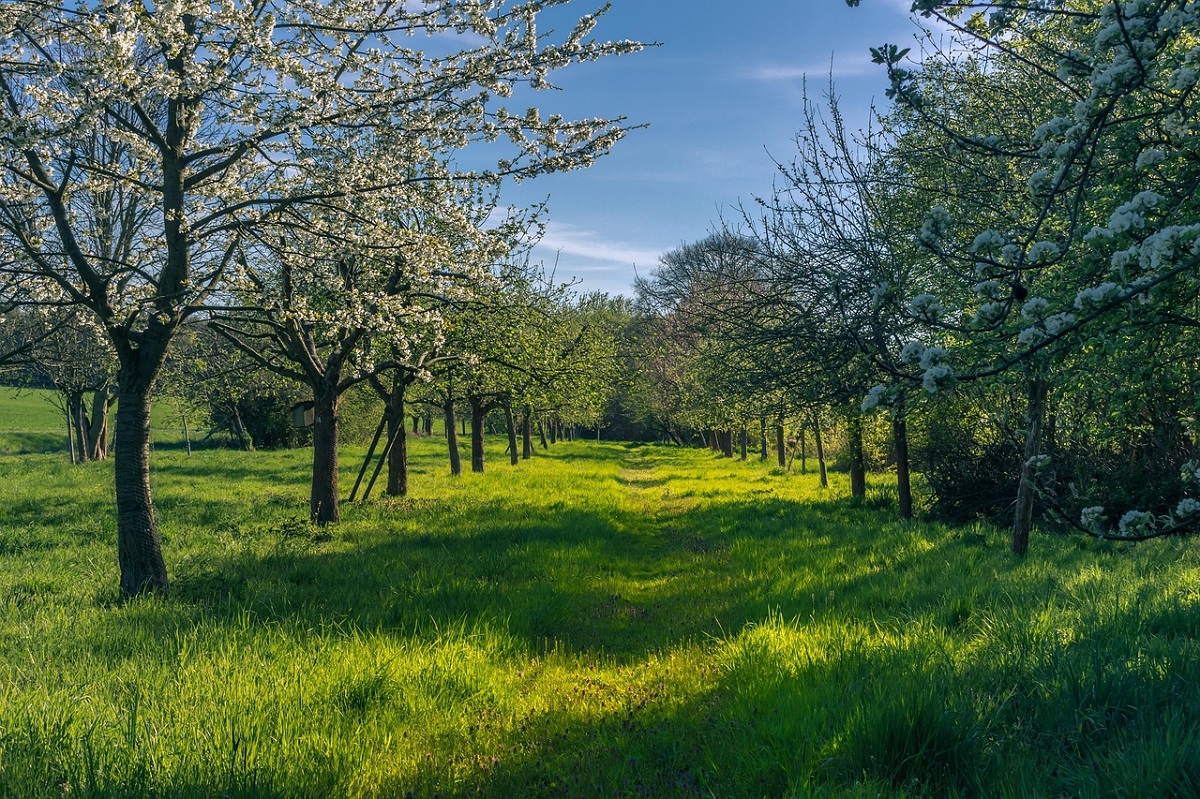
[{"left": 1, "top": 436, "right": 1200, "bottom": 796}]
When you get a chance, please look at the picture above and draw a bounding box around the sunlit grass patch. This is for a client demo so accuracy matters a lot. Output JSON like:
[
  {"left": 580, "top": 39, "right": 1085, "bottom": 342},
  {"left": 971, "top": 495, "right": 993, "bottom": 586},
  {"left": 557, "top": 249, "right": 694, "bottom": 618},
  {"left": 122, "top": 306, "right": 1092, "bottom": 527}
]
[{"left": 3, "top": 436, "right": 1200, "bottom": 795}]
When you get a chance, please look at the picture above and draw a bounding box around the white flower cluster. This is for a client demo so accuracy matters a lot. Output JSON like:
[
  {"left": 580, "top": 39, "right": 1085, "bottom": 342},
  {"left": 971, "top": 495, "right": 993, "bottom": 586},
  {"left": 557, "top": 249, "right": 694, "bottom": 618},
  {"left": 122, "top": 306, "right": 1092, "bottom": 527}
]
[
  {"left": 907, "top": 293, "right": 943, "bottom": 322},
  {"left": 918, "top": 205, "right": 952, "bottom": 247},
  {"left": 861, "top": 384, "right": 898, "bottom": 413}
]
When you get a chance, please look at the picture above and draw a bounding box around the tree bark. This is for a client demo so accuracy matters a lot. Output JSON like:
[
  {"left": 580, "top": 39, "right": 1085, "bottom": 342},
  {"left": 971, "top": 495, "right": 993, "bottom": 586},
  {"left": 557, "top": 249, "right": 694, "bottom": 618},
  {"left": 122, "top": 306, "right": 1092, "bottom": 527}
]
[
  {"left": 386, "top": 381, "right": 408, "bottom": 498},
  {"left": 799, "top": 428, "right": 807, "bottom": 474},
  {"left": 813, "top": 417, "right": 828, "bottom": 489},
  {"left": 549, "top": 420, "right": 557, "bottom": 445},
  {"left": 760, "top": 418, "right": 768, "bottom": 461},
  {"left": 310, "top": 386, "right": 341, "bottom": 524},
  {"left": 740, "top": 424, "right": 748, "bottom": 461},
  {"left": 893, "top": 403, "right": 912, "bottom": 520},
  {"left": 504, "top": 400, "right": 519, "bottom": 466},
  {"left": 444, "top": 395, "right": 462, "bottom": 477},
  {"left": 848, "top": 408, "right": 866, "bottom": 500},
  {"left": 539, "top": 419, "right": 548, "bottom": 449},
  {"left": 114, "top": 379, "right": 169, "bottom": 596},
  {"left": 69, "top": 390, "right": 88, "bottom": 464},
  {"left": 1012, "top": 374, "right": 1049, "bottom": 556},
  {"left": 776, "top": 421, "right": 786, "bottom": 468},
  {"left": 470, "top": 395, "right": 486, "bottom": 473},
  {"left": 521, "top": 409, "right": 533, "bottom": 459}
]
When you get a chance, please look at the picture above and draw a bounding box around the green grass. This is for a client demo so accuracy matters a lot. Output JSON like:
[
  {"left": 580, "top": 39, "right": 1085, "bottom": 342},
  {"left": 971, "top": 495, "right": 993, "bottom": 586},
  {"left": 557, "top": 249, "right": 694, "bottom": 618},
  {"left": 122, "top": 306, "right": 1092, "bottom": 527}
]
[
  {"left": 2, "top": 434, "right": 1200, "bottom": 797},
  {"left": 0, "top": 387, "right": 204, "bottom": 456}
]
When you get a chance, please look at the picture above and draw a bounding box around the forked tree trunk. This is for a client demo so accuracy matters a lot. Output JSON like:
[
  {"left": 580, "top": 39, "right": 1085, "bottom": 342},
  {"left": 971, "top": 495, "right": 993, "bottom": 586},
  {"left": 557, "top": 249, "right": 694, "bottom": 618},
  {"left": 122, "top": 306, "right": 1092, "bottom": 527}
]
[
  {"left": 1012, "top": 375, "right": 1049, "bottom": 556},
  {"left": 893, "top": 402, "right": 912, "bottom": 520},
  {"left": 521, "top": 409, "right": 533, "bottom": 459},
  {"left": 310, "top": 386, "right": 341, "bottom": 524},
  {"left": 114, "top": 379, "right": 169, "bottom": 596},
  {"left": 444, "top": 396, "right": 461, "bottom": 477},
  {"left": 813, "top": 417, "right": 828, "bottom": 489},
  {"left": 504, "top": 400, "right": 519, "bottom": 466},
  {"left": 848, "top": 408, "right": 866, "bottom": 500},
  {"left": 470, "top": 396, "right": 486, "bottom": 473}
]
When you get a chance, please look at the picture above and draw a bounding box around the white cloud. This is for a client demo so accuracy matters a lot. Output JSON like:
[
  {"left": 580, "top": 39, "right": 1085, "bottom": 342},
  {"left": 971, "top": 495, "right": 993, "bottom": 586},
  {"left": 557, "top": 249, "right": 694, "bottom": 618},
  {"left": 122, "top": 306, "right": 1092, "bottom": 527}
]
[
  {"left": 537, "top": 221, "right": 666, "bottom": 268},
  {"left": 745, "top": 51, "right": 881, "bottom": 82}
]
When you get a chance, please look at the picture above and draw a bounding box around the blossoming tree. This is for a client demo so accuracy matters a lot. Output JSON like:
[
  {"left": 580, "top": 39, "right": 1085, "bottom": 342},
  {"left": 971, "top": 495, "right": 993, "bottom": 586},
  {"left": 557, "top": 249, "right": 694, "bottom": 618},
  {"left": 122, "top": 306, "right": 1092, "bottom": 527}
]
[{"left": 0, "top": 1, "right": 641, "bottom": 595}]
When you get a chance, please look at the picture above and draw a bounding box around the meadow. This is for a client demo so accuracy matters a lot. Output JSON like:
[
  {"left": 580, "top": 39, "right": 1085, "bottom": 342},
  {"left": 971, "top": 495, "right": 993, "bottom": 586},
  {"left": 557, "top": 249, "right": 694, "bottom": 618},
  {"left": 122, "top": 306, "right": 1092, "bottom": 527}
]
[{"left": 2, "top": 391, "right": 1200, "bottom": 797}]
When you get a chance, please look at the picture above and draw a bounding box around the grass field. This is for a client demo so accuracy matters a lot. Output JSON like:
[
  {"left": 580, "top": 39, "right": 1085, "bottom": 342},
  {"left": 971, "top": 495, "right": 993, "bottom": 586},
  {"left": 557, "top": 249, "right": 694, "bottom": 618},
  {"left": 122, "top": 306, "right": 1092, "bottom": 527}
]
[{"left": 1, "top": 412, "right": 1200, "bottom": 797}]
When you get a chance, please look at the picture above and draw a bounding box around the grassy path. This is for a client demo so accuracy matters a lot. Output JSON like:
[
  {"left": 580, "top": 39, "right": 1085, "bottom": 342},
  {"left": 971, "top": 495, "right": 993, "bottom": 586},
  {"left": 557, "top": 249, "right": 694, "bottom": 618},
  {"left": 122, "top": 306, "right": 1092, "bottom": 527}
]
[{"left": 2, "top": 439, "right": 1200, "bottom": 796}]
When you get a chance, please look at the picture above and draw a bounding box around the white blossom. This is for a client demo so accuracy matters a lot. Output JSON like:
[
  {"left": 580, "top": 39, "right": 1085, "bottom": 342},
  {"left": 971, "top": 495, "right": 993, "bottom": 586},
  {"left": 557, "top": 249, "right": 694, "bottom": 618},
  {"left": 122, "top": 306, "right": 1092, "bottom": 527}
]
[{"left": 908, "top": 293, "right": 943, "bottom": 322}]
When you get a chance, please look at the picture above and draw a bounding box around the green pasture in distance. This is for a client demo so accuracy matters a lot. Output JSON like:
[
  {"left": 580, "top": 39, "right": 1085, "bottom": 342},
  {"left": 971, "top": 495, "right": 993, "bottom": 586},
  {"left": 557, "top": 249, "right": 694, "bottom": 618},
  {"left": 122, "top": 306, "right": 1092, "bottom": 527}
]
[
  {"left": 0, "top": 387, "right": 200, "bottom": 455},
  {"left": 1, "top": 435, "right": 1199, "bottom": 797}
]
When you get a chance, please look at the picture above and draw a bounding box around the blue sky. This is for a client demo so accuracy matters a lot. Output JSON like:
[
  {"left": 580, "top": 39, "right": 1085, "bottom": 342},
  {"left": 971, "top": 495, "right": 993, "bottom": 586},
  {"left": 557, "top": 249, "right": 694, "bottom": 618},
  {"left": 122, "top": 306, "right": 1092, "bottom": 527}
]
[{"left": 503, "top": 0, "right": 941, "bottom": 296}]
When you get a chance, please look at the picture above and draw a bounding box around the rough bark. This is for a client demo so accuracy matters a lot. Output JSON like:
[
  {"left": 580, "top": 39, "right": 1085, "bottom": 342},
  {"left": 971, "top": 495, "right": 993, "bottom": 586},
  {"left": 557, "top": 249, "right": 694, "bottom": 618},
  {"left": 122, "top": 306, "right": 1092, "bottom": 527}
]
[
  {"left": 504, "top": 400, "right": 519, "bottom": 466},
  {"left": 386, "top": 382, "right": 408, "bottom": 498},
  {"left": 310, "top": 386, "right": 341, "bottom": 523},
  {"left": 444, "top": 396, "right": 462, "bottom": 477},
  {"left": 848, "top": 409, "right": 866, "bottom": 500},
  {"left": 521, "top": 409, "right": 533, "bottom": 459},
  {"left": 470, "top": 395, "right": 486, "bottom": 473},
  {"left": 1012, "top": 374, "right": 1048, "bottom": 556},
  {"left": 813, "top": 417, "right": 828, "bottom": 489},
  {"left": 114, "top": 380, "right": 169, "bottom": 596}
]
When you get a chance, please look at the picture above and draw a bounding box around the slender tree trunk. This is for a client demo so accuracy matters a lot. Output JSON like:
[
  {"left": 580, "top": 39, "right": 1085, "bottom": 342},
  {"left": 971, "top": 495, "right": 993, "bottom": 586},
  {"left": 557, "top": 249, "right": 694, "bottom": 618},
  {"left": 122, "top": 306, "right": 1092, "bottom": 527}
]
[
  {"left": 813, "top": 417, "right": 828, "bottom": 489},
  {"left": 64, "top": 401, "right": 77, "bottom": 465},
  {"left": 461, "top": 418, "right": 467, "bottom": 436},
  {"left": 423, "top": 414, "right": 432, "bottom": 436},
  {"left": 470, "top": 396, "right": 486, "bottom": 473},
  {"left": 231, "top": 404, "right": 252, "bottom": 451},
  {"left": 721, "top": 429, "right": 733, "bottom": 458},
  {"left": 412, "top": 414, "right": 419, "bottom": 434},
  {"left": 539, "top": 420, "right": 548, "bottom": 449},
  {"left": 444, "top": 396, "right": 462, "bottom": 477},
  {"left": 69, "top": 391, "right": 89, "bottom": 464},
  {"left": 800, "top": 429, "right": 808, "bottom": 475},
  {"left": 760, "top": 418, "right": 768, "bottom": 461},
  {"left": 776, "top": 421, "right": 786, "bottom": 468},
  {"left": 310, "top": 385, "right": 341, "bottom": 524},
  {"left": 181, "top": 407, "right": 192, "bottom": 456},
  {"left": 740, "top": 424, "right": 748, "bottom": 461},
  {"left": 893, "top": 402, "right": 912, "bottom": 520},
  {"left": 522, "top": 409, "right": 533, "bottom": 459},
  {"left": 848, "top": 408, "right": 866, "bottom": 500},
  {"left": 386, "top": 381, "right": 408, "bottom": 497},
  {"left": 114, "top": 379, "right": 169, "bottom": 596},
  {"left": 549, "top": 421, "right": 557, "bottom": 445},
  {"left": 504, "top": 400, "right": 519, "bottom": 466},
  {"left": 1012, "top": 375, "right": 1049, "bottom": 556}
]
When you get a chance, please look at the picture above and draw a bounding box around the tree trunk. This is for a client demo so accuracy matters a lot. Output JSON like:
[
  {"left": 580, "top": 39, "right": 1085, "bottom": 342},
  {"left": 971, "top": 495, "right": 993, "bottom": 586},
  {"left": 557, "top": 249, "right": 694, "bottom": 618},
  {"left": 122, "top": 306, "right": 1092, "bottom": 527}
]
[
  {"left": 69, "top": 391, "right": 89, "bottom": 464},
  {"left": 1012, "top": 374, "right": 1048, "bottom": 556},
  {"left": 114, "top": 379, "right": 169, "bottom": 596},
  {"left": 470, "top": 396, "right": 486, "bottom": 473},
  {"left": 893, "top": 404, "right": 912, "bottom": 521},
  {"left": 848, "top": 408, "right": 866, "bottom": 500},
  {"left": 444, "top": 396, "right": 462, "bottom": 477},
  {"left": 504, "top": 400, "right": 519, "bottom": 466},
  {"left": 65, "top": 400, "right": 77, "bottom": 465},
  {"left": 539, "top": 420, "right": 548, "bottom": 449},
  {"left": 423, "top": 414, "right": 432, "bottom": 436},
  {"left": 386, "top": 381, "right": 408, "bottom": 498},
  {"left": 231, "top": 404, "right": 252, "bottom": 451},
  {"left": 549, "top": 421, "right": 557, "bottom": 445},
  {"left": 521, "top": 409, "right": 533, "bottom": 459},
  {"left": 740, "top": 425, "right": 748, "bottom": 461},
  {"left": 310, "top": 386, "right": 341, "bottom": 524},
  {"left": 800, "top": 429, "right": 807, "bottom": 475},
  {"left": 776, "top": 422, "right": 786, "bottom": 468},
  {"left": 721, "top": 429, "right": 733, "bottom": 458},
  {"left": 760, "top": 418, "right": 768, "bottom": 461},
  {"left": 813, "top": 417, "right": 828, "bottom": 489}
]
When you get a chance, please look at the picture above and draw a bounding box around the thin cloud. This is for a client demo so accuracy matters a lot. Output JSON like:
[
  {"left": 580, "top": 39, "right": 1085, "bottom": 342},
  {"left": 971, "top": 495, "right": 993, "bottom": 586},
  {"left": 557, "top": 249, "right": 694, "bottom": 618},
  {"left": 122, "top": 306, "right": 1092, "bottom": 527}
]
[
  {"left": 744, "top": 51, "right": 882, "bottom": 82},
  {"left": 538, "top": 222, "right": 666, "bottom": 268}
]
